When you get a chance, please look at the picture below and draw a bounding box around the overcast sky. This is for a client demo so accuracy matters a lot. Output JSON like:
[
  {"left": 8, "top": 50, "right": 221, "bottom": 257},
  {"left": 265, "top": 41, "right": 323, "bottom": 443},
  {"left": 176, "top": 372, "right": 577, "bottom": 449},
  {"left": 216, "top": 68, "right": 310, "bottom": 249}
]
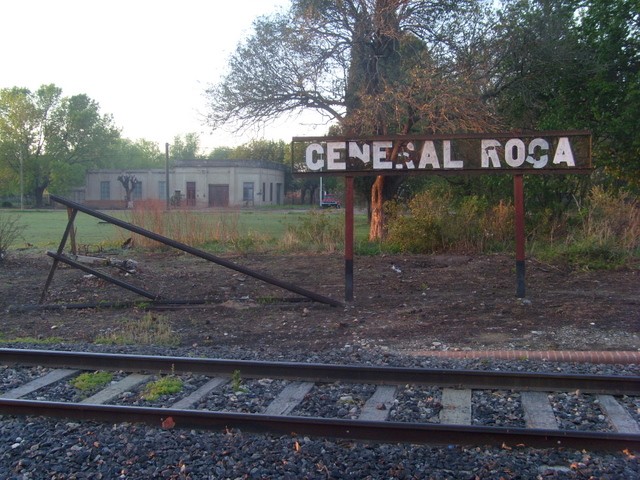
[{"left": 1, "top": 0, "right": 326, "bottom": 152}]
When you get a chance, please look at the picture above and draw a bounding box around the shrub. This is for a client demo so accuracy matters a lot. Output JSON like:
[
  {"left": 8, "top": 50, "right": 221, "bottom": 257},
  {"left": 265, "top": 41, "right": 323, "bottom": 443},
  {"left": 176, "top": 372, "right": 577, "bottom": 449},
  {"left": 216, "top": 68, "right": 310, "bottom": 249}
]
[
  {"left": 384, "top": 186, "right": 514, "bottom": 254},
  {"left": 579, "top": 187, "right": 639, "bottom": 252},
  {"left": 0, "top": 213, "right": 25, "bottom": 261},
  {"left": 537, "top": 187, "right": 639, "bottom": 269}
]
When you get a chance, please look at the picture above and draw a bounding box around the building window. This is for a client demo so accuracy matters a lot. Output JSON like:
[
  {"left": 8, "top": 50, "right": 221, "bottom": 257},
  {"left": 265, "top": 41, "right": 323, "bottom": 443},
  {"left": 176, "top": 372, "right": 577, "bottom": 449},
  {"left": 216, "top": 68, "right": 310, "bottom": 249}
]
[
  {"left": 133, "top": 181, "right": 143, "bottom": 200},
  {"left": 262, "top": 182, "right": 266, "bottom": 202},
  {"left": 100, "top": 181, "right": 110, "bottom": 200},
  {"left": 270, "top": 183, "right": 273, "bottom": 202},
  {"left": 243, "top": 182, "right": 254, "bottom": 202},
  {"left": 158, "top": 181, "right": 166, "bottom": 200}
]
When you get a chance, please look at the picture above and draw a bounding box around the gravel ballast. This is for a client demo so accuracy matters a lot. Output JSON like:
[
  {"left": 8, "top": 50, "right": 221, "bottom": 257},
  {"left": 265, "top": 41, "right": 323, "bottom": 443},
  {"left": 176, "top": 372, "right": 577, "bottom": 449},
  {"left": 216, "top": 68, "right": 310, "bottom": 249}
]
[{"left": 0, "top": 342, "right": 639, "bottom": 479}]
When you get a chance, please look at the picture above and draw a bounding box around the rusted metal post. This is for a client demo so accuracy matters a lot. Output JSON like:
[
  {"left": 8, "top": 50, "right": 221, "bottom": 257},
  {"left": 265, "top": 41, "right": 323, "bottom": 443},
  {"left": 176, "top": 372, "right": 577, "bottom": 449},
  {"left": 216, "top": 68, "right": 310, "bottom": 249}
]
[
  {"left": 345, "top": 176, "right": 354, "bottom": 301},
  {"left": 513, "top": 174, "right": 526, "bottom": 298},
  {"left": 67, "top": 207, "right": 77, "bottom": 255},
  {"left": 40, "top": 208, "right": 78, "bottom": 303},
  {"left": 165, "top": 143, "right": 170, "bottom": 211}
]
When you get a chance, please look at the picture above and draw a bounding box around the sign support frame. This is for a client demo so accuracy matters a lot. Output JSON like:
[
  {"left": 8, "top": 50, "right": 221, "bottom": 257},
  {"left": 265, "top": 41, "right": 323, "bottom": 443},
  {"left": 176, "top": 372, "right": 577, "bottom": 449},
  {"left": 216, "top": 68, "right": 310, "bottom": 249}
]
[{"left": 291, "top": 132, "right": 592, "bottom": 303}]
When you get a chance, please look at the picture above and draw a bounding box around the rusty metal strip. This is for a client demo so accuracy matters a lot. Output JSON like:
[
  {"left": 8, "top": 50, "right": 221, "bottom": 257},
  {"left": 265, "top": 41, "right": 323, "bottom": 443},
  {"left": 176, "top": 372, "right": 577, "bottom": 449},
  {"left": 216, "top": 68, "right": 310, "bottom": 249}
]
[{"left": 48, "top": 195, "right": 342, "bottom": 307}]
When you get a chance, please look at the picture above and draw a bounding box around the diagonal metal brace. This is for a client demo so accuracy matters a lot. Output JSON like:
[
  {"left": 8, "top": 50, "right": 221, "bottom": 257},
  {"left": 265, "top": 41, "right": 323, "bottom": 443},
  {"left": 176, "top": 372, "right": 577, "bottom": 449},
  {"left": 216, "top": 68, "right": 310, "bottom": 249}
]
[
  {"left": 46, "top": 251, "right": 160, "bottom": 301},
  {"left": 47, "top": 195, "right": 342, "bottom": 307}
]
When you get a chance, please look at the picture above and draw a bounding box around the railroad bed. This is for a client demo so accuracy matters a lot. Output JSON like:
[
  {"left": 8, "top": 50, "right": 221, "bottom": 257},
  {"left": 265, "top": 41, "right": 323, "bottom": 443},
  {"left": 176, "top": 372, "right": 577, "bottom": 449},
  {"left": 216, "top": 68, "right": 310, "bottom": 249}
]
[{"left": 0, "top": 348, "right": 639, "bottom": 453}]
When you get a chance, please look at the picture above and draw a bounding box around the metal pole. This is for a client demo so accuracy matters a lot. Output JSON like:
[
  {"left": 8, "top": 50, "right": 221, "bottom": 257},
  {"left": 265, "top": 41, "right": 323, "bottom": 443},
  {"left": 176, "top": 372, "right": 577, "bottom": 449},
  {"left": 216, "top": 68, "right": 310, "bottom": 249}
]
[
  {"left": 19, "top": 154, "right": 23, "bottom": 210},
  {"left": 345, "top": 176, "right": 354, "bottom": 301},
  {"left": 165, "top": 143, "right": 170, "bottom": 211},
  {"left": 514, "top": 174, "right": 526, "bottom": 298}
]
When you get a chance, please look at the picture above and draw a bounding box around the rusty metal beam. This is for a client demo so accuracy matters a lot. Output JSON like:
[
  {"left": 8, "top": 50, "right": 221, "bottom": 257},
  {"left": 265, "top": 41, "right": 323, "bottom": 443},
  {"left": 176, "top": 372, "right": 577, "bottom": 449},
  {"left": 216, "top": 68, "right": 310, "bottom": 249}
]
[
  {"left": 48, "top": 195, "right": 342, "bottom": 307},
  {"left": 46, "top": 251, "right": 160, "bottom": 300}
]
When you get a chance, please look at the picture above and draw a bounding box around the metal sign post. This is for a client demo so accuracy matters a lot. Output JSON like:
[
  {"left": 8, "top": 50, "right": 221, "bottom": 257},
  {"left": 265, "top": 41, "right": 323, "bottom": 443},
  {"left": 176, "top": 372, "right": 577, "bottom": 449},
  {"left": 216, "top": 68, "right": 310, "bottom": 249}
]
[
  {"left": 345, "top": 176, "right": 355, "bottom": 301},
  {"left": 514, "top": 174, "right": 526, "bottom": 298},
  {"left": 292, "top": 131, "right": 592, "bottom": 302}
]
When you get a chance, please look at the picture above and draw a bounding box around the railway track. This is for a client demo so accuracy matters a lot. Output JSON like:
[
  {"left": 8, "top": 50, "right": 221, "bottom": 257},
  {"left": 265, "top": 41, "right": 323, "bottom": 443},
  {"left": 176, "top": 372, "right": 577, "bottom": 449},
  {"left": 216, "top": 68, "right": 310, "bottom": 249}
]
[{"left": 0, "top": 348, "right": 638, "bottom": 452}]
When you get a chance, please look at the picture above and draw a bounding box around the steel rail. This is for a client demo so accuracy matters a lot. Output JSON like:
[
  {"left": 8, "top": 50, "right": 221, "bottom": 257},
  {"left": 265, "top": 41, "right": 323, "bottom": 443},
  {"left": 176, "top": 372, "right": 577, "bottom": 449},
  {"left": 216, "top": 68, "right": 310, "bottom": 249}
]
[
  {"left": 0, "top": 398, "right": 637, "bottom": 451},
  {"left": 2, "top": 349, "right": 638, "bottom": 395},
  {"left": 47, "top": 194, "right": 342, "bottom": 307}
]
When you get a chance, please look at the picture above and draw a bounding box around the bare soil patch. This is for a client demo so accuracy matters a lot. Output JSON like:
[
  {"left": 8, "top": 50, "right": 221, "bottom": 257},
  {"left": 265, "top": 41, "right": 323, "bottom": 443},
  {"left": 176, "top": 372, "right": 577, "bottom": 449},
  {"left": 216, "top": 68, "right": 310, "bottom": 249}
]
[{"left": 1, "top": 251, "right": 638, "bottom": 355}]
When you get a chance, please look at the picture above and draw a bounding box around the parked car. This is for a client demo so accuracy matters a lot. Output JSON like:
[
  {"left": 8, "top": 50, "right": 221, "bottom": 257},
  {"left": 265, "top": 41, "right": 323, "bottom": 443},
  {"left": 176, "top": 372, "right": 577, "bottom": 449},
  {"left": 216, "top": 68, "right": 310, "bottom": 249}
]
[{"left": 320, "top": 194, "right": 341, "bottom": 208}]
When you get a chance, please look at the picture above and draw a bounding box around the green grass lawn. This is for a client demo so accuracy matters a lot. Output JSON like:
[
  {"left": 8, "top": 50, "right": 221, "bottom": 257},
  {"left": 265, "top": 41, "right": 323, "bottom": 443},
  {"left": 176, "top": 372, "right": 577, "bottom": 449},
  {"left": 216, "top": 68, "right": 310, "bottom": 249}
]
[{"left": 3, "top": 207, "right": 370, "bottom": 250}]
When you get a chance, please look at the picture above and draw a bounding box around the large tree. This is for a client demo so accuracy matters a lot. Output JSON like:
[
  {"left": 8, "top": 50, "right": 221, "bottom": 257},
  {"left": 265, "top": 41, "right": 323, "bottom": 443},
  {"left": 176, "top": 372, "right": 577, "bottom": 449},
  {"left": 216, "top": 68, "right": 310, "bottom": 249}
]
[
  {"left": 205, "top": 0, "right": 497, "bottom": 239},
  {"left": 489, "top": 0, "right": 640, "bottom": 191},
  {"left": 0, "top": 84, "right": 120, "bottom": 206}
]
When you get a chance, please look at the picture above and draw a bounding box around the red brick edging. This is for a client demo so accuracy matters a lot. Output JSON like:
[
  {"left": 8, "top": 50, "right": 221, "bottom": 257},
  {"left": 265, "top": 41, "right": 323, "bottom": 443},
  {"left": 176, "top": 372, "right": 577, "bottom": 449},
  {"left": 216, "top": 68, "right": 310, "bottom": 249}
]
[{"left": 405, "top": 350, "right": 640, "bottom": 364}]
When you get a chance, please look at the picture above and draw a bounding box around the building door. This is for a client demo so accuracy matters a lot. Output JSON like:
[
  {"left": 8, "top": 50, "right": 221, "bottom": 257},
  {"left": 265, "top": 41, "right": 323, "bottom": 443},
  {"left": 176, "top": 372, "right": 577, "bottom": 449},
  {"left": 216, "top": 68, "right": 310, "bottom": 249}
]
[
  {"left": 208, "top": 184, "right": 229, "bottom": 207},
  {"left": 186, "top": 182, "right": 196, "bottom": 207}
]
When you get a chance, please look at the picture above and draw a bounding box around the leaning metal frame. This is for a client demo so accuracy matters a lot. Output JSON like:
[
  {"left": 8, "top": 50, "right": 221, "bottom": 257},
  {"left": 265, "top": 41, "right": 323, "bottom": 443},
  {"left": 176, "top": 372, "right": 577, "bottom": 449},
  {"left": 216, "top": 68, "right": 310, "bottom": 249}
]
[{"left": 40, "top": 195, "right": 342, "bottom": 307}]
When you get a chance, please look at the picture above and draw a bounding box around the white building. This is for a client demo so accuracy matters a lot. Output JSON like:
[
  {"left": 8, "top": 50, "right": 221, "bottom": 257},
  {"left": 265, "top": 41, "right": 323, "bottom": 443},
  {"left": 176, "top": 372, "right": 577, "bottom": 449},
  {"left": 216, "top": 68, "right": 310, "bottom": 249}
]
[{"left": 82, "top": 160, "right": 288, "bottom": 209}]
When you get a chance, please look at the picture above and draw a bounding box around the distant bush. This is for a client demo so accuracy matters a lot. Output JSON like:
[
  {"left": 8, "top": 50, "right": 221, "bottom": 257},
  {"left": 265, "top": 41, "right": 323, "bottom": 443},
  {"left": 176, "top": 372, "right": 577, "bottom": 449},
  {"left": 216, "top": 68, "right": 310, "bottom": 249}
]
[{"left": 1, "top": 201, "right": 12, "bottom": 208}]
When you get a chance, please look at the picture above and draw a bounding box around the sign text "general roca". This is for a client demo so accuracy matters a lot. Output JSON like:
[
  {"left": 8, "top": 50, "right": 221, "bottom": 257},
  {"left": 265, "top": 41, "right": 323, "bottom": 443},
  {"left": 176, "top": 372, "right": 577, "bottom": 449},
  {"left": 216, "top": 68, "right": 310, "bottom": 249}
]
[{"left": 292, "top": 132, "right": 591, "bottom": 176}]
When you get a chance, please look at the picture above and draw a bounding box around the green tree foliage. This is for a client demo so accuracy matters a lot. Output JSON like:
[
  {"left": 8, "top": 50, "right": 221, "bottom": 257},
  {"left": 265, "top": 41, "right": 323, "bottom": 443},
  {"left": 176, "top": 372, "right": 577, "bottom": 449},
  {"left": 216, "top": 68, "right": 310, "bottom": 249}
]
[
  {"left": 491, "top": 0, "right": 639, "bottom": 191},
  {"left": 104, "top": 138, "right": 164, "bottom": 169},
  {"left": 170, "top": 133, "right": 203, "bottom": 161},
  {"left": 228, "top": 139, "right": 289, "bottom": 163},
  {"left": 0, "top": 84, "right": 120, "bottom": 205},
  {"left": 576, "top": 0, "right": 640, "bottom": 189},
  {"left": 208, "top": 146, "right": 235, "bottom": 160}
]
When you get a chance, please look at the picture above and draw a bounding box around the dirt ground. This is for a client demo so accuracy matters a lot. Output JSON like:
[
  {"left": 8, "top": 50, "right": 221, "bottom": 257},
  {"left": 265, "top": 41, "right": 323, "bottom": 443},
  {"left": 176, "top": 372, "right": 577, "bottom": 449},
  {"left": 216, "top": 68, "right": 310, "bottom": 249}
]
[{"left": 1, "top": 249, "right": 638, "bottom": 355}]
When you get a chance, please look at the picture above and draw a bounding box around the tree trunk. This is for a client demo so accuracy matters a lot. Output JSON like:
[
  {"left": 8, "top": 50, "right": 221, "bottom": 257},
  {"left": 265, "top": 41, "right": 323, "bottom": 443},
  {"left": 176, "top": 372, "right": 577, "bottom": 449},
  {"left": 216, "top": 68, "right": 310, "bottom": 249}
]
[
  {"left": 369, "top": 175, "right": 385, "bottom": 240},
  {"left": 34, "top": 184, "right": 47, "bottom": 208}
]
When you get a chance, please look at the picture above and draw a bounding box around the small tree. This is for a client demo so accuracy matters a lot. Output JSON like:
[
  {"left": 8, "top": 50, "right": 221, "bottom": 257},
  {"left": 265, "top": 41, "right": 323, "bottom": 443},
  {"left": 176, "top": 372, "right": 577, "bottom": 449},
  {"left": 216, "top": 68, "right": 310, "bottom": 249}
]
[
  {"left": 117, "top": 174, "right": 140, "bottom": 207},
  {"left": 0, "top": 214, "right": 24, "bottom": 262}
]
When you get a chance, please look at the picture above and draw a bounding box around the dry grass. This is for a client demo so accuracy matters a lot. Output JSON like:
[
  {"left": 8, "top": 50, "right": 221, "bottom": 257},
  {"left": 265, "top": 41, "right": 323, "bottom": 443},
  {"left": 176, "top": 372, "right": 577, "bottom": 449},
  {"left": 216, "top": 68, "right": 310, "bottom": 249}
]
[
  {"left": 579, "top": 187, "right": 639, "bottom": 251},
  {"left": 280, "top": 210, "right": 344, "bottom": 252},
  {"left": 125, "top": 200, "right": 241, "bottom": 248},
  {"left": 94, "top": 312, "right": 179, "bottom": 346}
]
